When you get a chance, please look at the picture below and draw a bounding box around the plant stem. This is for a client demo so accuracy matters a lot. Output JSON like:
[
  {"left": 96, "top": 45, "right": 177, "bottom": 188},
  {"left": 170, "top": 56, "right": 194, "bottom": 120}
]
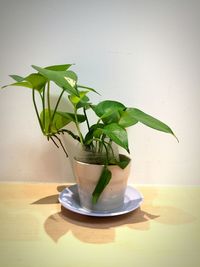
[
  {"left": 83, "top": 107, "right": 90, "bottom": 131},
  {"left": 53, "top": 134, "right": 68, "bottom": 157},
  {"left": 74, "top": 107, "right": 84, "bottom": 146},
  {"left": 50, "top": 136, "right": 59, "bottom": 148},
  {"left": 42, "top": 85, "right": 46, "bottom": 133},
  {"left": 47, "top": 81, "right": 51, "bottom": 133},
  {"left": 32, "top": 89, "right": 43, "bottom": 133},
  {"left": 50, "top": 89, "right": 65, "bottom": 127},
  {"left": 59, "top": 129, "right": 80, "bottom": 142}
]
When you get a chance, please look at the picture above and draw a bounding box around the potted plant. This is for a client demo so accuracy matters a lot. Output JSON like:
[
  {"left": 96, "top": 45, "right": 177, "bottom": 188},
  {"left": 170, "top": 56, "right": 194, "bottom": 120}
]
[{"left": 1, "top": 64, "right": 178, "bottom": 212}]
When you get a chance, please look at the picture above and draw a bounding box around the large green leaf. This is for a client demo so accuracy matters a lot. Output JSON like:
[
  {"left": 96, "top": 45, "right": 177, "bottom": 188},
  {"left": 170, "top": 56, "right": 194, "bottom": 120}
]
[
  {"left": 119, "top": 108, "right": 138, "bottom": 127},
  {"left": 92, "top": 166, "right": 112, "bottom": 204},
  {"left": 102, "top": 123, "right": 129, "bottom": 152},
  {"left": 45, "top": 64, "right": 72, "bottom": 71},
  {"left": 127, "top": 108, "right": 178, "bottom": 139},
  {"left": 32, "top": 65, "right": 78, "bottom": 95},
  {"left": 92, "top": 100, "right": 126, "bottom": 124}
]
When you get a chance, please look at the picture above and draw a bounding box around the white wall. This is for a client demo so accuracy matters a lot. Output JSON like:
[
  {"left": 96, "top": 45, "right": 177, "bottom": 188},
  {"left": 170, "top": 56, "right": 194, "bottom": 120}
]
[{"left": 0, "top": 0, "right": 199, "bottom": 185}]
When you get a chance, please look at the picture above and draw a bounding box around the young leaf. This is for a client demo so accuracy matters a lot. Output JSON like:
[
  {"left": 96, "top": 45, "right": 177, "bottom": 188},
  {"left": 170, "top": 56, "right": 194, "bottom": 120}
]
[
  {"left": 68, "top": 91, "right": 89, "bottom": 107},
  {"left": 102, "top": 123, "right": 129, "bottom": 152},
  {"left": 92, "top": 166, "right": 112, "bottom": 204}
]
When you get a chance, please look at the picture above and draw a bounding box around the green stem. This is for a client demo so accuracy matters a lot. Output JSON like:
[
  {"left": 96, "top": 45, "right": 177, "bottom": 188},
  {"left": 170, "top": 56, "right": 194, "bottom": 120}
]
[
  {"left": 47, "top": 81, "right": 51, "bottom": 133},
  {"left": 50, "top": 89, "right": 65, "bottom": 128},
  {"left": 74, "top": 107, "right": 84, "bottom": 146},
  {"left": 42, "top": 85, "right": 46, "bottom": 133},
  {"left": 83, "top": 107, "right": 90, "bottom": 131},
  {"left": 32, "top": 89, "right": 43, "bottom": 134},
  {"left": 93, "top": 138, "right": 111, "bottom": 164}
]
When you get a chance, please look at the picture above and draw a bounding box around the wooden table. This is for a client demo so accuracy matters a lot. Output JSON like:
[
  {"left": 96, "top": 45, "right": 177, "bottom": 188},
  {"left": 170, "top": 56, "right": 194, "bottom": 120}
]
[{"left": 0, "top": 183, "right": 199, "bottom": 267}]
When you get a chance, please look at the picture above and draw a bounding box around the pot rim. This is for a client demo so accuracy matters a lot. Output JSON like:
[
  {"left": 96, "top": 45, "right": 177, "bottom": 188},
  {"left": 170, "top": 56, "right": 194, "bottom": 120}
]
[{"left": 73, "top": 154, "right": 131, "bottom": 167}]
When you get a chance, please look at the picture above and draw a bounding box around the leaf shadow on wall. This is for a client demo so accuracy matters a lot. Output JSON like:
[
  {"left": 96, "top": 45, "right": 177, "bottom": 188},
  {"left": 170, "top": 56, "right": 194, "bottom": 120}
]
[{"left": 40, "top": 185, "right": 196, "bottom": 244}]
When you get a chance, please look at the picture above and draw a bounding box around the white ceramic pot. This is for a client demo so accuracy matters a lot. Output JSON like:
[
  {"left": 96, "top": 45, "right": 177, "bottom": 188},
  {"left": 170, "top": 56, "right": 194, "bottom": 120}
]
[{"left": 73, "top": 156, "right": 131, "bottom": 211}]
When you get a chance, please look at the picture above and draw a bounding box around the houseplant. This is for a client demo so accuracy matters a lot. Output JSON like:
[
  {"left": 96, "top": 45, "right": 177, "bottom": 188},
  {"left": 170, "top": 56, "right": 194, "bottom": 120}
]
[{"left": 2, "top": 64, "right": 178, "bottom": 211}]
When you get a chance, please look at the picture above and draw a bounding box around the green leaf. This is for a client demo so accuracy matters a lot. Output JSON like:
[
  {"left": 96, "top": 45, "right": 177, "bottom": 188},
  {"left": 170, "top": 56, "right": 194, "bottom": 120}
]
[
  {"left": 92, "top": 166, "right": 112, "bottom": 204},
  {"left": 127, "top": 108, "right": 178, "bottom": 140},
  {"left": 9, "top": 75, "right": 24, "bottom": 82},
  {"left": 102, "top": 123, "right": 129, "bottom": 152},
  {"left": 119, "top": 108, "right": 138, "bottom": 127},
  {"left": 92, "top": 100, "right": 126, "bottom": 124},
  {"left": 45, "top": 64, "right": 73, "bottom": 71},
  {"left": 116, "top": 154, "right": 131, "bottom": 169},
  {"left": 24, "top": 73, "right": 47, "bottom": 91},
  {"left": 40, "top": 110, "right": 85, "bottom": 134},
  {"left": 2, "top": 81, "right": 33, "bottom": 89},
  {"left": 57, "top": 111, "right": 86, "bottom": 123},
  {"left": 69, "top": 90, "right": 90, "bottom": 109},
  {"left": 3, "top": 73, "right": 47, "bottom": 92},
  {"left": 31, "top": 65, "right": 78, "bottom": 95},
  {"left": 77, "top": 84, "right": 100, "bottom": 95},
  {"left": 84, "top": 123, "right": 104, "bottom": 144}
]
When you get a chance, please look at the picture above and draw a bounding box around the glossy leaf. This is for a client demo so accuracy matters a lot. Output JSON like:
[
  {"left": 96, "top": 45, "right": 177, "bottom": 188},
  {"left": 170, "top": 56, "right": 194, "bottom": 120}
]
[
  {"left": 84, "top": 123, "right": 104, "bottom": 144},
  {"left": 127, "top": 108, "right": 178, "bottom": 139},
  {"left": 92, "top": 166, "right": 112, "bottom": 204},
  {"left": 119, "top": 108, "right": 138, "bottom": 127},
  {"left": 31, "top": 65, "right": 78, "bottom": 95},
  {"left": 92, "top": 100, "right": 126, "bottom": 124},
  {"left": 102, "top": 123, "right": 129, "bottom": 152}
]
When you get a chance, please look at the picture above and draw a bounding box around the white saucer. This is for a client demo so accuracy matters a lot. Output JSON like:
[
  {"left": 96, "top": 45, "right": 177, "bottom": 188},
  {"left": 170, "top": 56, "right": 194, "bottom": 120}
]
[{"left": 59, "top": 184, "right": 143, "bottom": 217}]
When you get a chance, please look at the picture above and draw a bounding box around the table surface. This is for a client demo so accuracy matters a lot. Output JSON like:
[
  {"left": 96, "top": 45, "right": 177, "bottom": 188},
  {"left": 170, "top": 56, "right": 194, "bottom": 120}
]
[{"left": 0, "top": 182, "right": 199, "bottom": 267}]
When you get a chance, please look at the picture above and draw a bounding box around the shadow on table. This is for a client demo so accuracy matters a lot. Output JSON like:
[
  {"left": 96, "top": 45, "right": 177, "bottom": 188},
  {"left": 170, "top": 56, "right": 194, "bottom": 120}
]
[
  {"left": 44, "top": 206, "right": 159, "bottom": 243},
  {"left": 32, "top": 185, "right": 196, "bottom": 244}
]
